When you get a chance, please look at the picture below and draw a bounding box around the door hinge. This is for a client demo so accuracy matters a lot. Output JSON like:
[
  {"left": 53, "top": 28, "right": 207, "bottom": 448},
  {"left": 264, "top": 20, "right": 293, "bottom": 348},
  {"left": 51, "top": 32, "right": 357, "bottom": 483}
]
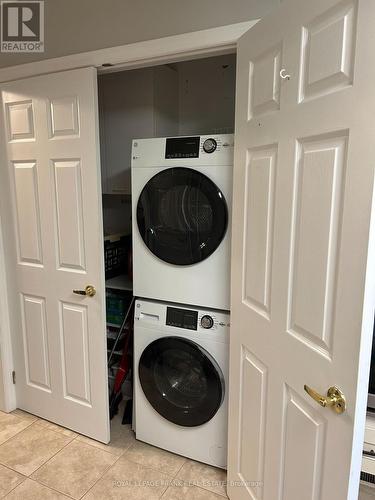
[{"left": 11, "top": 371, "right": 15, "bottom": 384}]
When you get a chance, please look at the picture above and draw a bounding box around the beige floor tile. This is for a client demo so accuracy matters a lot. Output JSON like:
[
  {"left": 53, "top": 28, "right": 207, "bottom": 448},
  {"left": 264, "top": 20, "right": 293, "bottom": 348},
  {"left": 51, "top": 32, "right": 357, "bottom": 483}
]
[
  {"left": 35, "top": 419, "right": 77, "bottom": 438},
  {"left": 5, "top": 479, "right": 70, "bottom": 499},
  {"left": 125, "top": 440, "right": 186, "bottom": 476},
  {"left": 177, "top": 461, "right": 227, "bottom": 497},
  {"left": 0, "top": 412, "right": 32, "bottom": 445},
  {"left": 163, "top": 482, "right": 225, "bottom": 500},
  {"left": 0, "top": 424, "right": 72, "bottom": 476},
  {"left": 10, "top": 410, "right": 39, "bottom": 423},
  {"left": 77, "top": 420, "right": 135, "bottom": 456},
  {"left": 0, "top": 464, "right": 25, "bottom": 497},
  {"left": 360, "top": 484, "right": 375, "bottom": 499},
  {"left": 82, "top": 456, "right": 171, "bottom": 500},
  {"left": 32, "top": 439, "right": 117, "bottom": 499}
]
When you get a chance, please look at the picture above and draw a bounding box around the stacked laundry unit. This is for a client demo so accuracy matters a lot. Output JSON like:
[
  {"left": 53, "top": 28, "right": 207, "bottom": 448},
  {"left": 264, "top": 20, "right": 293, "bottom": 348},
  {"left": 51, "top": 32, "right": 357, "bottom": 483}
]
[{"left": 131, "top": 134, "right": 234, "bottom": 468}]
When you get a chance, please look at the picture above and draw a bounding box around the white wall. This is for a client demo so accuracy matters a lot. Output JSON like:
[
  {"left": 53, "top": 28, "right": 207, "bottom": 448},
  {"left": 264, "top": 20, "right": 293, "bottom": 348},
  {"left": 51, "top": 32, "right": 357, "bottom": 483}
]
[
  {"left": 0, "top": 0, "right": 279, "bottom": 69},
  {"left": 100, "top": 55, "right": 236, "bottom": 236},
  {"left": 177, "top": 54, "right": 236, "bottom": 136},
  {"left": 102, "top": 195, "right": 132, "bottom": 236}
]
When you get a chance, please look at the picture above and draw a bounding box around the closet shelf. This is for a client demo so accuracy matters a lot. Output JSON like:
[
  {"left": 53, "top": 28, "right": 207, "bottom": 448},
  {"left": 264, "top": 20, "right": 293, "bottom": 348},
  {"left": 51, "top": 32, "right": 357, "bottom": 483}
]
[
  {"left": 106, "top": 322, "right": 123, "bottom": 329},
  {"left": 107, "top": 350, "right": 122, "bottom": 356},
  {"left": 105, "top": 274, "right": 133, "bottom": 291}
]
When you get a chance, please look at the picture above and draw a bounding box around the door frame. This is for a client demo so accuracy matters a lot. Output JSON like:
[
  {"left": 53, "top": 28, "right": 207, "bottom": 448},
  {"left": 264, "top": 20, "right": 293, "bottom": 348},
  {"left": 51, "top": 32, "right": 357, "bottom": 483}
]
[
  {"left": 0, "top": 20, "right": 257, "bottom": 411},
  {"left": 0, "top": 21, "right": 255, "bottom": 83}
]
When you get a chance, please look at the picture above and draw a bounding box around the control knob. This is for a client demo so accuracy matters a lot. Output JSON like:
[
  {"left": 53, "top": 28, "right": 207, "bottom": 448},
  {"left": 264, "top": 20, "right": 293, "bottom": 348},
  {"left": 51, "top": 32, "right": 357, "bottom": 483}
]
[
  {"left": 203, "top": 138, "right": 217, "bottom": 154},
  {"left": 201, "top": 315, "right": 214, "bottom": 329}
]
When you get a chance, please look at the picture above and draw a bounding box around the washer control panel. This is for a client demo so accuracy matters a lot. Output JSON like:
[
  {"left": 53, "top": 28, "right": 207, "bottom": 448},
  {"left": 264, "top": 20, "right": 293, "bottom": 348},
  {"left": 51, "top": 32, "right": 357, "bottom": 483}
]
[
  {"left": 136, "top": 300, "right": 230, "bottom": 335},
  {"left": 166, "top": 306, "right": 198, "bottom": 330},
  {"left": 197, "top": 311, "right": 230, "bottom": 332},
  {"left": 164, "top": 305, "right": 229, "bottom": 333}
]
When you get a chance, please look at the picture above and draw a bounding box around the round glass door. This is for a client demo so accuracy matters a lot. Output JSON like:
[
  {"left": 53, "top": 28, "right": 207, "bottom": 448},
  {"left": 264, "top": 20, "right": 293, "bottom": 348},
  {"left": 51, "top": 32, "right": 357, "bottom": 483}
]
[
  {"left": 138, "top": 337, "right": 225, "bottom": 427},
  {"left": 137, "top": 167, "right": 228, "bottom": 265}
]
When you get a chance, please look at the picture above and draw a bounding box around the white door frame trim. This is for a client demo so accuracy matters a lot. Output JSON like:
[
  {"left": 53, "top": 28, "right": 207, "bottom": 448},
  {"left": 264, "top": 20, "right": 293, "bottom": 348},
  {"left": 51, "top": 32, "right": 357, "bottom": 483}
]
[
  {"left": 0, "top": 214, "right": 16, "bottom": 412},
  {"left": 0, "top": 94, "right": 17, "bottom": 413},
  {"left": 0, "top": 20, "right": 258, "bottom": 412},
  {"left": 0, "top": 21, "right": 257, "bottom": 83}
]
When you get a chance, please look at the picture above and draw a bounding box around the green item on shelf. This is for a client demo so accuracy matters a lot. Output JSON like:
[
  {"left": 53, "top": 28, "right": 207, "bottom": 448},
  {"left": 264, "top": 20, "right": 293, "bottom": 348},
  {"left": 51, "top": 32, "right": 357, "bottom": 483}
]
[{"left": 106, "top": 293, "right": 126, "bottom": 326}]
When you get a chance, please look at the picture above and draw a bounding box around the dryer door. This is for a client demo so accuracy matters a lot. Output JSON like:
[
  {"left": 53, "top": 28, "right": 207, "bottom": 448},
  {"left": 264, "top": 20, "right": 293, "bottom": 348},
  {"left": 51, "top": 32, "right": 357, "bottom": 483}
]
[
  {"left": 138, "top": 336, "right": 225, "bottom": 427},
  {"left": 136, "top": 167, "right": 228, "bottom": 265}
]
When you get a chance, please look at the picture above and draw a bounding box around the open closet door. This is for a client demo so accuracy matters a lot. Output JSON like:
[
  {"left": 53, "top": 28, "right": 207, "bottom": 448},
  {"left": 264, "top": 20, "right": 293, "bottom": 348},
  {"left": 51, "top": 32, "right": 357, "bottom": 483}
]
[
  {"left": 228, "top": 0, "right": 375, "bottom": 498},
  {"left": 1, "top": 67, "right": 109, "bottom": 442}
]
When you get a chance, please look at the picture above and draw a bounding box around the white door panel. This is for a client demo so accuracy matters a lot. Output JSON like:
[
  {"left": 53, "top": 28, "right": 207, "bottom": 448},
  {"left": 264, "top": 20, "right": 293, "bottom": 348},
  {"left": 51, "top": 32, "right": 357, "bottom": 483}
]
[
  {"left": 228, "top": 0, "right": 375, "bottom": 499},
  {"left": 1, "top": 68, "right": 109, "bottom": 442}
]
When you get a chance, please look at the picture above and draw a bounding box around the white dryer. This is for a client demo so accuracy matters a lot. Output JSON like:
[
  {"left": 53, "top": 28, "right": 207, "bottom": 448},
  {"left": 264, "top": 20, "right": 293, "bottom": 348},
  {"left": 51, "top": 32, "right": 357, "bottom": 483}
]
[
  {"left": 134, "top": 298, "right": 229, "bottom": 468},
  {"left": 131, "top": 135, "right": 233, "bottom": 311}
]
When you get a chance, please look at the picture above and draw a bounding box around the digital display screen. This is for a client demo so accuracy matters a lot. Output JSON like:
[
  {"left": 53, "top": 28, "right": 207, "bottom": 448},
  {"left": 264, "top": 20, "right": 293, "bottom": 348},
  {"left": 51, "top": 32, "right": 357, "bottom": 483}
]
[
  {"left": 165, "top": 136, "right": 200, "bottom": 159},
  {"left": 166, "top": 307, "right": 198, "bottom": 330}
]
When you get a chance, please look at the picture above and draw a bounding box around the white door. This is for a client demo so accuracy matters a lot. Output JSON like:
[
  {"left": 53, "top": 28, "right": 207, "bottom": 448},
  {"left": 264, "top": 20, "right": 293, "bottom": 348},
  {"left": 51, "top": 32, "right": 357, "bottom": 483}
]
[
  {"left": 0, "top": 68, "right": 109, "bottom": 442},
  {"left": 228, "top": 0, "right": 375, "bottom": 498}
]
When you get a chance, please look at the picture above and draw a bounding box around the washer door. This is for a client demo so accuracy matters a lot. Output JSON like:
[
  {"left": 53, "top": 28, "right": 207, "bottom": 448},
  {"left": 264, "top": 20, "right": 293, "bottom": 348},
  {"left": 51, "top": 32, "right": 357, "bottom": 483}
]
[
  {"left": 138, "top": 336, "right": 225, "bottom": 427},
  {"left": 136, "top": 167, "right": 228, "bottom": 265}
]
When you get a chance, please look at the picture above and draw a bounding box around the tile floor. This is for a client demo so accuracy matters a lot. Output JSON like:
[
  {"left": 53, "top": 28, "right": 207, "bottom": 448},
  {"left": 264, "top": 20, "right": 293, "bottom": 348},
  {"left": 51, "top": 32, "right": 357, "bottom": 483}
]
[
  {"left": 361, "top": 485, "right": 375, "bottom": 500},
  {"left": 1, "top": 408, "right": 374, "bottom": 499},
  {"left": 0, "top": 407, "right": 227, "bottom": 499}
]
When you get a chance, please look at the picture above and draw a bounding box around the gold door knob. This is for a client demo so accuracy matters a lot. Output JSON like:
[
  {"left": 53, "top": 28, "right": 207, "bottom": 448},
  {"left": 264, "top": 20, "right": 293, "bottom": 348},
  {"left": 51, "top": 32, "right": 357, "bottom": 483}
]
[
  {"left": 304, "top": 385, "right": 346, "bottom": 414},
  {"left": 73, "top": 285, "right": 96, "bottom": 297}
]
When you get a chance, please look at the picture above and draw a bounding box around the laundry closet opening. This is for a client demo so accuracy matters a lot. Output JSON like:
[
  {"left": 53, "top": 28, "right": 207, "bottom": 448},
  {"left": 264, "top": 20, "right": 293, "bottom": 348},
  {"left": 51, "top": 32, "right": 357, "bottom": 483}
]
[{"left": 97, "top": 53, "right": 237, "bottom": 441}]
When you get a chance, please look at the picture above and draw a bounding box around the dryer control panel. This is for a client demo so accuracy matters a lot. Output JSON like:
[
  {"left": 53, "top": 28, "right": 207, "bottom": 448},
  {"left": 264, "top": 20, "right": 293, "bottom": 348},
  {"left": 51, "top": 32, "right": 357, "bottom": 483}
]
[
  {"left": 165, "top": 136, "right": 200, "bottom": 159},
  {"left": 132, "top": 134, "right": 234, "bottom": 168},
  {"left": 164, "top": 135, "right": 232, "bottom": 159}
]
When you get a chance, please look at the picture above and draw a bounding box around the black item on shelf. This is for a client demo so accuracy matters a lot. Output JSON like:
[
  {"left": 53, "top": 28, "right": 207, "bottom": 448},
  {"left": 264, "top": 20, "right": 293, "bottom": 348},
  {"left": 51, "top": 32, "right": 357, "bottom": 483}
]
[
  {"left": 109, "top": 392, "right": 123, "bottom": 419},
  {"left": 122, "top": 399, "right": 133, "bottom": 425},
  {"left": 104, "top": 234, "right": 131, "bottom": 279},
  {"left": 367, "top": 316, "right": 375, "bottom": 411}
]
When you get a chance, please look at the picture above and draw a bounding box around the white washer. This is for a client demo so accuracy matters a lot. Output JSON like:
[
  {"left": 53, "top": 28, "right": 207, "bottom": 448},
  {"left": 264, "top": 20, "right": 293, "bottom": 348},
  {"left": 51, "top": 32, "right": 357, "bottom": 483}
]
[
  {"left": 131, "top": 134, "right": 233, "bottom": 311},
  {"left": 134, "top": 298, "right": 229, "bottom": 468}
]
